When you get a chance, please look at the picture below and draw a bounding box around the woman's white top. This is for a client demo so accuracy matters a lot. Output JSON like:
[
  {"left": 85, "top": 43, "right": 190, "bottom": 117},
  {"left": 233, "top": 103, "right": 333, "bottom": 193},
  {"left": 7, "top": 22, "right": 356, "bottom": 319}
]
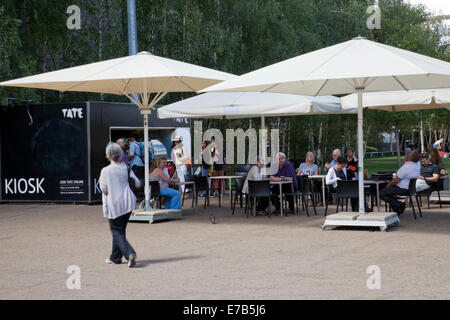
[
  {"left": 242, "top": 165, "right": 263, "bottom": 194},
  {"left": 172, "top": 143, "right": 188, "bottom": 167},
  {"left": 99, "top": 163, "right": 141, "bottom": 219},
  {"left": 326, "top": 166, "right": 347, "bottom": 189}
]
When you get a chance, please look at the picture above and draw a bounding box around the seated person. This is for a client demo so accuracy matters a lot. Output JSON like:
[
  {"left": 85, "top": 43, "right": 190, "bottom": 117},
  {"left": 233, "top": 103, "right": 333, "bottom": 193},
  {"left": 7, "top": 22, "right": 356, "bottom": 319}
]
[
  {"left": 269, "top": 153, "right": 298, "bottom": 214},
  {"left": 149, "top": 158, "right": 181, "bottom": 210},
  {"left": 416, "top": 152, "right": 440, "bottom": 192},
  {"left": 243, "top": 157, "right": 266, "bottom": 213},
  {"left": 324, "top": 148, "right": 342, "bottom": 172},
  {"left": 380, "top": 151, "right": 420, "bottom": 215},
  {"left": 429, "top": 148, "right": 445, "bottom": 171},
  {"left": 297, "top": 152, "right": 319, "bottom": 176},
  {"left": 326, "top": 156, "right": 370, "bottom": 212},
  {"left": 326, "top": 156, "right": 348, "bottom": 190},
  {"left": 345, "top": 147, "right": 358, "bottom": 178}
]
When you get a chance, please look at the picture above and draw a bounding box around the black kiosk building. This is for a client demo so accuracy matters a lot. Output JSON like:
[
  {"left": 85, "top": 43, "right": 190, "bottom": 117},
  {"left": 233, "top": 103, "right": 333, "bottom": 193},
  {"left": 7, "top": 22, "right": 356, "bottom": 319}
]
[{"left": 0, "top": 101, "right": 190, "bottom": 203}]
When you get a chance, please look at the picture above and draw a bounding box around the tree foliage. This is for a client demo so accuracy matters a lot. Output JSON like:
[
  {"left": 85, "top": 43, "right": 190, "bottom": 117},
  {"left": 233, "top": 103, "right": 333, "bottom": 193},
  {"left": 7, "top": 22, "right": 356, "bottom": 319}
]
[{"left": 0, "top": 0, "right": 449, "bottom": 160}]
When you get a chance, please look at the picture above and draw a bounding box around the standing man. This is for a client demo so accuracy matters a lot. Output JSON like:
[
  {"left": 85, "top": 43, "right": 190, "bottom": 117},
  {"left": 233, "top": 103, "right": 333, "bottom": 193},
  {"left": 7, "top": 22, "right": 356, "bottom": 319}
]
[
  {"left": 116, "top": 138, "right": 129, "bottom": 166},
  {"left": 380, "top": 150, "right": 420, "bottom": 215},
  {"left": 270, "top": 152, "right": 298, "bottom": 214},
  {"left": 128, "top": 137, "right": 145, "bottom": 180}
]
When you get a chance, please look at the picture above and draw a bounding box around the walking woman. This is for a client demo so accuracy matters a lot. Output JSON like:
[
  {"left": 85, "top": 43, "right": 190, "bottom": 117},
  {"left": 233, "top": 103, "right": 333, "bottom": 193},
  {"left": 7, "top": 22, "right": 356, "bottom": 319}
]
[{"left": 99, "top": 142, "right": 141, "bottom": 268}]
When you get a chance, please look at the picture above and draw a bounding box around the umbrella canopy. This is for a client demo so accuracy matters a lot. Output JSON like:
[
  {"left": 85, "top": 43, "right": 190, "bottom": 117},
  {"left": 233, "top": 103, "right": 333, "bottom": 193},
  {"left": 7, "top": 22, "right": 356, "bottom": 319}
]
[
  {"left": 1, "top": 51, "right": 235, "bottom": 109},
  {"left": 0, "top": 51, "right": 235, "bottom": 211},
  {"left": 201, "top": 37, "right": 450, "bottom": 215},
  {"left": 149, "top": 139, "right": 168, "bottom": 159},
  {"left": 341, "top": 88, "right": 450, "bottom": 111},
  {"left": 201, "top": 37, "right": 450, "bottom": 95},
  {"left": 158, "top": 92, "right": 353, "bottom": 119}
]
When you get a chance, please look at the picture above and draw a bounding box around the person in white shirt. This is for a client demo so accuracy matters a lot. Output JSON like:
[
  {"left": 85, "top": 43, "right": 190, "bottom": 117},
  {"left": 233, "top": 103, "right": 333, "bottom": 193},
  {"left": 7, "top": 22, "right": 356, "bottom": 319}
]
[
  {"left": 242, "top": 157, "right": 267, "bottom": 212},
  {"left": 99, "top": 142, "right": 141, "bottom": 267},
  {"left": 380, "top": 150, "right": 420, "bottom": 215},
  {"left": 171, "top": 136, "right": 188, "bottom": 192}
]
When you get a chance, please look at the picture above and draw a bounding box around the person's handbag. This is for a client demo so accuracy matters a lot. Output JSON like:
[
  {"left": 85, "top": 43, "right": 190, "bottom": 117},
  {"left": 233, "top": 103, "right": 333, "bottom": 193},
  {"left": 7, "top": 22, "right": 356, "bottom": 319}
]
[
  {"left": 415, "top": 179, "right": 430, "bottom": 192},
  {"left": 128, "top": 168, "right": 139, "bottom": 196}
]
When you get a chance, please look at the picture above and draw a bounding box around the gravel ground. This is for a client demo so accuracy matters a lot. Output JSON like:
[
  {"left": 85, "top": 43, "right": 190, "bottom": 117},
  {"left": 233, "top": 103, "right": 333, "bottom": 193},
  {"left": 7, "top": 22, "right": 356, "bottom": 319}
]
[{"left": 0, "top": 197, "right": 449, "bottom": 300}]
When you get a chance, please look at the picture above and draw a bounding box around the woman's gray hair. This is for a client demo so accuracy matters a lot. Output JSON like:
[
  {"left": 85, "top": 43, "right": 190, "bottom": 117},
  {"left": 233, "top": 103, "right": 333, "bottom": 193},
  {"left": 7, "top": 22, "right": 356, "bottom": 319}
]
[{"left": 105, "top": 142, "right": 123, "bottom": 162}]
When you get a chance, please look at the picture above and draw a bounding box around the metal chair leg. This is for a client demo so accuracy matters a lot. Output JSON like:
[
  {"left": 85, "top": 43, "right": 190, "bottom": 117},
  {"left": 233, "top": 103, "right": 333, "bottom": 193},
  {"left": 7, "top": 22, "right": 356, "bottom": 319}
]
[
  {"left": 310, "top": 193, "right": 317, "bottom": 216},
  {"left": 303, "top": 195, "right": 310, "bottom": 217},
  {"left": 416, "top": 195, "right": 422, "bottom": 218},
  {"left": 410, "top": 195, "right": 417, "bottom": 219}
]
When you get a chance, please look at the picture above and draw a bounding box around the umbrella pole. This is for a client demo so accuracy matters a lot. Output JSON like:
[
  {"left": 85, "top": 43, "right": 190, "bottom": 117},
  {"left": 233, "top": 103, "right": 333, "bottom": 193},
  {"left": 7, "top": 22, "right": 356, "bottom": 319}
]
[
  {"left": 261, "top": 115, "right": 267, "bottom": 175},
  {"left": 142, "top": 110, "right": 151, "bottom": 210},
  {"left": 357, "top": 89, "right": 365, "bottom": 215}
]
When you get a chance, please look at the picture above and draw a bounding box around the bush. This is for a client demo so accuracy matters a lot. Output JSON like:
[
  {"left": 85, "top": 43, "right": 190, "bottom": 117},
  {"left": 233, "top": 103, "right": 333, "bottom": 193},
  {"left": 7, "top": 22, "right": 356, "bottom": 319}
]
[{"left": 366, "top": 146, "right": 378, "bottom": 152}]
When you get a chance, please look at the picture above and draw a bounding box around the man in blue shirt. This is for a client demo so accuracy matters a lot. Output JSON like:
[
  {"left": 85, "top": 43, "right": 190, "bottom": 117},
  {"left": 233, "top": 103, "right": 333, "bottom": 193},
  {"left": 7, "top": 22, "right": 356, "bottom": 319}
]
[
  {"left": 324, "top": 148, "right": 342, "bottom": 172},
  {"left": 127, "top": 137, "right": 145, "bottom": 179},
  {"left": 380, "top": 150, "right": 420, "bottom": 215},
  {"left": 270, "top": 152, "right": 297, "bottom": 214}
]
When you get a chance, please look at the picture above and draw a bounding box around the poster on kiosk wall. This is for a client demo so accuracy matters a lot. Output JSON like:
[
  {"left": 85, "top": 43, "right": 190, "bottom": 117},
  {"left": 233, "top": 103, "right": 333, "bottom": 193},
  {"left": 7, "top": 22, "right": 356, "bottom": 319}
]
[{"left": 1, "top": 103, "right": 89, "bottom": 202}]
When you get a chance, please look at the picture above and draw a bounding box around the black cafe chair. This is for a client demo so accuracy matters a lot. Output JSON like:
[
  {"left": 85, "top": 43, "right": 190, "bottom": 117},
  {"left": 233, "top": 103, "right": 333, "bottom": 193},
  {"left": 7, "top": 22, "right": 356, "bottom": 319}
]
[
  {"left": 232, "top": 175, "right": 247, "bottom": 215},
  {"left": 334, "top": 180, "right": 359, "bottom": 214},
  {"left": 150, "top": 180, "right": 163, "bottom": 209},
  {"left": 246, "top": 180, "right": 272, "bottom": 218},
  {"left": 407, "top": 178, "right": 422, "bottom": 219},
  {"left": 418, "top": 177, "right": 445, "bottom": 209},
  {"left": 282, "top": 175, "right": 317, "bottom": 216},
  {"left": 193, "top": 175, "right": 217, "bottom": 209}
]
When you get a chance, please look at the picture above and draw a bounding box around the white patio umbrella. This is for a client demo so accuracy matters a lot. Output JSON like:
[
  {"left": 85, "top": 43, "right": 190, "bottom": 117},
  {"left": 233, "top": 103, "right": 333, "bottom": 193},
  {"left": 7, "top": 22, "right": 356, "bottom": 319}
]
[
  {"left": 341, "top": 89, "right": 450, "bottom": 166},
  {"left": 0, "top": 51, "right": 235, "bottom": 211},
  {"left": 341, "top": 88, "right": 450, "bottom": 112},
  {"left": 157, "top": 92, "right": 351, "bottom": 119},
  {"left": 158, "top": 92, "right": 354, "bottom": 182},
  {"left": 202, "top": 36, "right": 450, "bottom": 217}
]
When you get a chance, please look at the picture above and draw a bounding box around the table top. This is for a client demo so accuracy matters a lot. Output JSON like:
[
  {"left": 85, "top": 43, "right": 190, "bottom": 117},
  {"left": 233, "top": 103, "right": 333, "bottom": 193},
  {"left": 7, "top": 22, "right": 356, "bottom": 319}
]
[
  {"left": 270, "top": 180, "right": 293, "bottom": 185},
  {"left": 363, "top": 179, "right": 389, "bottom": 185},
  {"left": 210, "top": 175, "right": 243, "bottom": 179},
  {"left": 176, "top": 181, "right": 195, "bottom": 185},
  {"left": 309, "top": 175, "right": 327, "bottom": 179}
]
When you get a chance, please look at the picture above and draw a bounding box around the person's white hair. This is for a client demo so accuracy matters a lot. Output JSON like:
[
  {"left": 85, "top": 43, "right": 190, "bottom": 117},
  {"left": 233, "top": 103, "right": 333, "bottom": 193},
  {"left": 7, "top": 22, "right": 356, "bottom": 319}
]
[
  {"left": 105, "top": 142, "right": 123, "bottom": 162},
  {"left": 277, "top": 152, "right": 286, "bottom": 159}
]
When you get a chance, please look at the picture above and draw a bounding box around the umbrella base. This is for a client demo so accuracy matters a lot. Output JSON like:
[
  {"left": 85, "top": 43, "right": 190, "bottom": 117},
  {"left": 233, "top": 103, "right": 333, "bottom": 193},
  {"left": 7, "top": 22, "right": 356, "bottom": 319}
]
[
  {"left": 320, "top": 212, "right": 399, "bottom": 232},
  {"left": 129, "top": 208, "right": 182, "bottom": 224}
]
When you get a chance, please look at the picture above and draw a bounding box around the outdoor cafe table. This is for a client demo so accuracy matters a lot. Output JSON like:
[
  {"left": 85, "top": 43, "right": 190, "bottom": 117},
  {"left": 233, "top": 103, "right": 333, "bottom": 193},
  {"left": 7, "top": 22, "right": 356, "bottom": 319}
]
[
  {"left": 270, "top": 180, "right": 293, "bottom": 216},
  {"left": 363, "top": 179, "right": 389, "bottom": 212},
  {"left": 210, "top": 175, "right": 244, "bottom": 208},
  {"left": 309, "top": 175, "right": 327, "bottom": 206}
]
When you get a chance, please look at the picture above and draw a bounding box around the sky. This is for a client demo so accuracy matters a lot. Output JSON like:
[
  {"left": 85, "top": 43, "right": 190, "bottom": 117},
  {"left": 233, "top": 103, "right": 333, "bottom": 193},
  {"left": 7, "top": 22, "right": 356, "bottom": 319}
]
[{"left": 407, "top": 0, "right": 450, "bottom": 16}]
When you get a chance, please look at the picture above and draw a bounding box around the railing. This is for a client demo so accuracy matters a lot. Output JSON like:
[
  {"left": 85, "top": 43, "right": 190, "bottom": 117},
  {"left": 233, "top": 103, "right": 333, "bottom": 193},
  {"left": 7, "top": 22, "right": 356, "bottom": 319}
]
[{"left": 365, "top": 151, "right": 399, "bottom": 158}]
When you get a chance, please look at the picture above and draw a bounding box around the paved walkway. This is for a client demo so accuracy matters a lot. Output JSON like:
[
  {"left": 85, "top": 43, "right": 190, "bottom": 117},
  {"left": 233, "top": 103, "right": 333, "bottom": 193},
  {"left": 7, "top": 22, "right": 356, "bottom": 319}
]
[{"left": 0, "top": 199, "right": 449, "bottom": 299}]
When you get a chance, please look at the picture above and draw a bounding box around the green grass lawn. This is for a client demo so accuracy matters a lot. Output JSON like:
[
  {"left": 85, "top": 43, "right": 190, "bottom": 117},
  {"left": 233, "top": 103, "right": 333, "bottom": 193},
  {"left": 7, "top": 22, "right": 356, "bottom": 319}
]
[{"left": 365, "top": 155, "right": 450, "bottom": 179}]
